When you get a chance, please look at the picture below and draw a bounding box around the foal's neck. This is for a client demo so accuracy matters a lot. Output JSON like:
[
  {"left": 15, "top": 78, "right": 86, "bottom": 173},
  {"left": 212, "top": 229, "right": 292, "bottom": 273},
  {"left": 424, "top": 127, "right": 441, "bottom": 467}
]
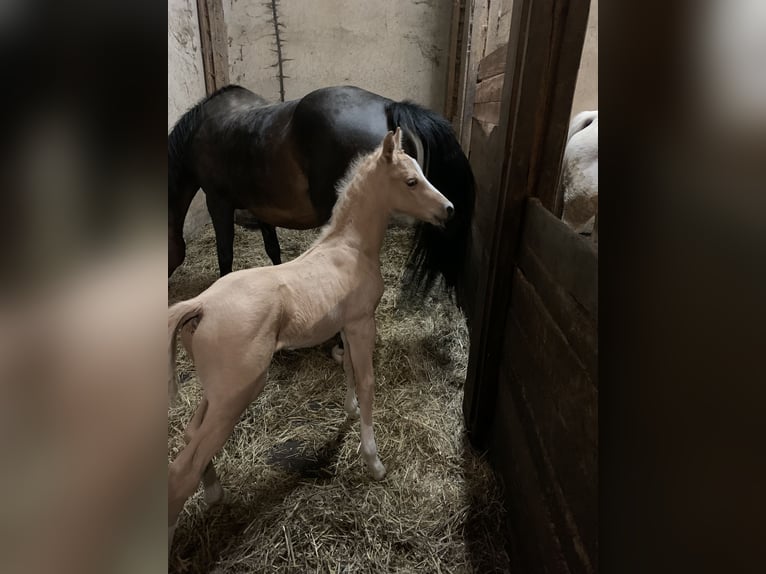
[{"left": 322, "top": 168, "right": 390, "bottom": 260}]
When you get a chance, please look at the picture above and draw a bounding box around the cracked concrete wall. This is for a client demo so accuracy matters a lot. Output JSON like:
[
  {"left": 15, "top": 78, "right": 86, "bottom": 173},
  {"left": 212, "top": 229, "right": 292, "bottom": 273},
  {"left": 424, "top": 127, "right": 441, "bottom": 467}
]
[
  {"left": 168, "top": 0, "right": 206, "bottom": 129},
  {"left": 224, "top": 0, "right": 453, "bottom": 111},
  {"left": 168, "top": 0, "right": 209, "bottom": 238}
]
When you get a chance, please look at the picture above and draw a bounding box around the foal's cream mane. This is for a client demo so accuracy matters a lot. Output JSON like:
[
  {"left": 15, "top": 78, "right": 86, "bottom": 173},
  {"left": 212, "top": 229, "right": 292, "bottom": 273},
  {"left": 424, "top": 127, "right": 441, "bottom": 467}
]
[
  {"left": 333, "top": 151, "right": 379, "bottom": 209},
  {"left": 310, "top": 147, "right": 383, "bottom": 246}
]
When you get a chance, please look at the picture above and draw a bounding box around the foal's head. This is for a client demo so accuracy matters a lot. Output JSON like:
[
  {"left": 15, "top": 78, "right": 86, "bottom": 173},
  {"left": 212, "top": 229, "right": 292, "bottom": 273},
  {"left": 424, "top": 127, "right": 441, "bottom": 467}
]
[{"left": 378, "top": 128, "right": 454, "bottom": 226}]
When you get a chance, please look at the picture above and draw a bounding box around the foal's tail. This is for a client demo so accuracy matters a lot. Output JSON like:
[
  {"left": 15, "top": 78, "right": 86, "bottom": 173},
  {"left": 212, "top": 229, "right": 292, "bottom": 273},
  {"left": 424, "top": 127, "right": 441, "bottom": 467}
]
[
  {"left": 385, "top": 100, "right": 475, "bottom": 305},
  {"left": 167, "top": 299, "right": 203, "bottom": 401}
]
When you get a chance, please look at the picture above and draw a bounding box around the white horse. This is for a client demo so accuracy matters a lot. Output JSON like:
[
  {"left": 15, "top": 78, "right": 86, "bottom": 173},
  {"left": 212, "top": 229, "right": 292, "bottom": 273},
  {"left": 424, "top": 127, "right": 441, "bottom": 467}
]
[
  {"left": 167, "top": 128, "right": 454, "bottom": 545},
  {"left": 561, "top": 110, "right": 598, "bottom": 241}
]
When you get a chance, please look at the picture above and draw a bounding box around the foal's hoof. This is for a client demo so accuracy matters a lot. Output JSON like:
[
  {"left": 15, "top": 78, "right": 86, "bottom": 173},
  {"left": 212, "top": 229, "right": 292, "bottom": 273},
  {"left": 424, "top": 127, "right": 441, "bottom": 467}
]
[
  {"left": 369, "top": 460, "right": 387, "bottom": 481},
  {"left": 204, "top": 482, "right": 225, "bottom": 506},
  {"left": 331, "top": 344, "right": 344, "bottom": 364},
  {"left": 346, "top": 405, "right": 361, "bottom": 420}
]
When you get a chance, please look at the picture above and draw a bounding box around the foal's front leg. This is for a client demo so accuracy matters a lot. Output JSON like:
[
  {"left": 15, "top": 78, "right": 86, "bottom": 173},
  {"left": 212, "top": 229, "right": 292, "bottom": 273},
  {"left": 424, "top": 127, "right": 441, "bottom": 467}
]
[
  {"left": 345, "top": 317, "right": 386, "bottom": 480},
  {"left": 340, "top": 331, "right": 359, "bottom": 419}
]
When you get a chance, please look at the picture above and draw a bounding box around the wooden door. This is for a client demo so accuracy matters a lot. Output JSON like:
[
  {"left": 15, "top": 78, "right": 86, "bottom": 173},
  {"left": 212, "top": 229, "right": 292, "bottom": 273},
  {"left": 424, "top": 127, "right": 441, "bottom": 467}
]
[{"left": 454, "top": 1, "right": 594, "bottom": 572}]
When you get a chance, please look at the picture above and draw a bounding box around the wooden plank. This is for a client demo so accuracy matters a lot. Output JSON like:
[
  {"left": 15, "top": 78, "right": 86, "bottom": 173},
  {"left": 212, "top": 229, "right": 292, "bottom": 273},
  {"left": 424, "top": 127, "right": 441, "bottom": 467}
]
[
  {"left": 518, "top": 241, "right": 598, "bottom": 380},
  {"left": 474, "top": 73, "right": 505, "bottom": 103},
  {"left": 463, "top": 14, "right": 525, "bottom": 436},
  {"left": 477, "top": 43, "right": 507, "bottom": 81},
  {"left": 445, "top": 0, "right": 465, "bottom": 119},
  {"left": 506, "top": 268, "right": 598, "bottom": 510},
  {"left": 458, "top": 0, "right": 491, "bottom": 150},
  {"left": 522, "top": 199, "right": 598, "bottom": 317},
  {"left": 484, "top": 0, "right": 513, "bottom": 54},
  {"left": 197, "top": 0, "right": 229, "bottom": 95},
  {"left": 463, "top": 0, "right": 535, "bottom": 439},
  {"left": 526, "top": 1, "right": 592, "bottom": 216},
  {"left": 503, "top": 270, "right": 598, "bottom": 570},
  {"left": 460, "top": 115, "right": 502, "bottom": 322},
  {"left": 196, "top": 0, "right": 214, "bottom": 94},
  {"left": 452, "top": 0, "right": 474, "bottom": 136},
  {"left": 488, "top": 377, "right": 570, "bottom": 574},
  {"left": 463, "top": 0, "right": 591, "bottom": 446},
  {"left": 473, "top": 101, "right": 502, "bottom": 124},
  {"left": 209, "top": 0, "right": 229, "bottom": 90},
  {"left": 500, "top": 316, "right": 598, "bottom": 573},
  {"left": 495, "top": 0, "right": 514, "bottom": 52}
]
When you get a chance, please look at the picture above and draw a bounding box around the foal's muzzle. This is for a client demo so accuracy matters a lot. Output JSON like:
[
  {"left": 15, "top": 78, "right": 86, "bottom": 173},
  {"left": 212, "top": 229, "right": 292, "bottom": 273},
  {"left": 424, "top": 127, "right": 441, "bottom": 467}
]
[{"left": 429, "top": 201, "right": 455, "bottom": 227}]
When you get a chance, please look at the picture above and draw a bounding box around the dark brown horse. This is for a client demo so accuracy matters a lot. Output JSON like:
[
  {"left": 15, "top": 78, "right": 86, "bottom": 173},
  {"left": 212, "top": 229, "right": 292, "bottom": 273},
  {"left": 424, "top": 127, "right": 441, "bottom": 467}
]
[{"left": 168, "top": 85, "right": 474, "bottom": 300}]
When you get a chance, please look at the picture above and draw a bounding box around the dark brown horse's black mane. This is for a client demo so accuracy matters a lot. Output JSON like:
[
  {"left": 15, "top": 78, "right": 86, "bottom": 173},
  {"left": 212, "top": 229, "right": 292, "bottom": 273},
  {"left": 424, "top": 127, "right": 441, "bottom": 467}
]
[
  {"left": 168, "top": 85, "right": 474, "bottom": 308},
  {"left": 385, "top": 100, "right": 475, "bottom": 299},
  {"left": 168, "top": 85, "right": 260, "bottom": 199}
]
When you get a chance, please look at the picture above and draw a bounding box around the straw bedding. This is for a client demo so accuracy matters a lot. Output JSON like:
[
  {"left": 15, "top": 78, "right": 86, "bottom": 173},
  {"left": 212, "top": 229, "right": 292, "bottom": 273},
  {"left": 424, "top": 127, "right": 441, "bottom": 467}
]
[{"left": 168, "top": 222, "right": 510, "bottom": 573}]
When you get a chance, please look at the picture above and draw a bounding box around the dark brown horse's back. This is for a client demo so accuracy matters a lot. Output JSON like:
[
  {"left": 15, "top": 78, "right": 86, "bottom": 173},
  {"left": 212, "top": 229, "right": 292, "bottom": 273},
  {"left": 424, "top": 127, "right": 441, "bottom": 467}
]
[
  {"left": 292, "top": 86, "right": 392, "bottom": 221},
  {"left": 168, "top": 85, "right": 474, "bottom": 302}
]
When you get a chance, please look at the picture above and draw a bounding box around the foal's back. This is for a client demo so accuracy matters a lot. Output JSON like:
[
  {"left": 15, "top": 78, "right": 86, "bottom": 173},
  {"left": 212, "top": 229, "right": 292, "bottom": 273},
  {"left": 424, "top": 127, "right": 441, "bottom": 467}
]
[{"left": 189, "top": 239, "right": 374, "bottom": 366}]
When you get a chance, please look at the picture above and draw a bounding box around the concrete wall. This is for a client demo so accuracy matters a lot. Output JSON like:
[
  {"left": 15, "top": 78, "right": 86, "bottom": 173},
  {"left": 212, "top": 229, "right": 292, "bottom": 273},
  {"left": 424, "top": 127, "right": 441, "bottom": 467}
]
[
  {"left": 224, "top": 0, "right": 454, "bottom": 111},
  {"left": 168, "top": 0, "right": 206, "bottom": 129},
  {"left": 571, "top": 0, "right": 598, "bottom": 115},
  {"left": 168, "top": 0, "right": 209, "bottom": 239}
]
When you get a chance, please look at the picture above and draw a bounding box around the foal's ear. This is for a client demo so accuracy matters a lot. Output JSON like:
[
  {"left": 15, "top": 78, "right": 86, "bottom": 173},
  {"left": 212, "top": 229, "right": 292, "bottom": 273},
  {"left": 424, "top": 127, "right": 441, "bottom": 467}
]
[
  {"left": 393, "top": 126, "right": 402, "bottom": 149},
  {"left": 382, "top": 130, "right": 396, "bottom": 163},
  {"left": 382, "top": 127, "right": 403, "bottom": 162}
]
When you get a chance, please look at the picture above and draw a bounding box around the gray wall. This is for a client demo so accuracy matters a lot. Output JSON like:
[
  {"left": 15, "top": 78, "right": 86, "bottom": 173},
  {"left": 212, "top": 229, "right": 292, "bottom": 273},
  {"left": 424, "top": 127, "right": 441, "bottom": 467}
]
[
  {"left": 168, "top": 0, "right": 206, "bottom": 129},
  {"left": 224, "top": 0, "right": 454, "bottom": 111},
  {"left": 168, "top": 0, "right": 209, "bottom": 238}
]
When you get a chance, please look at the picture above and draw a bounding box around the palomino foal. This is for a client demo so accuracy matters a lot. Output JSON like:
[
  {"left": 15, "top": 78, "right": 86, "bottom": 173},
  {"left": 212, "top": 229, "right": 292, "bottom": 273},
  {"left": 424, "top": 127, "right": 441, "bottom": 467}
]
[{"left": 167, "top": 128, "right": 454, "bottom": 544}]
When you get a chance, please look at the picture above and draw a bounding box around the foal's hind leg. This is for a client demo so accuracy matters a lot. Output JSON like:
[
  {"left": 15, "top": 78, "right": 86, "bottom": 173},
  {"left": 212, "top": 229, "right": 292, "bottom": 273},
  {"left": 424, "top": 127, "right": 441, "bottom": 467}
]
[
  {"left": 259, "top": 223, "right": 282, "bottom": 265},
  {"left": 168, "top": 373, "right": 266, "bottom": 547},
  {"left": 179, "top": 321, "right": 224, "bottom": 504},
  {"left": 345, "top": 317, "right": 386, "bottom": 480},
  {"left": 182, "top": 395, "right": 224, "bottom": 506},
  {"left": 205, "top": 191, "right": 235, "bottom": 275}
]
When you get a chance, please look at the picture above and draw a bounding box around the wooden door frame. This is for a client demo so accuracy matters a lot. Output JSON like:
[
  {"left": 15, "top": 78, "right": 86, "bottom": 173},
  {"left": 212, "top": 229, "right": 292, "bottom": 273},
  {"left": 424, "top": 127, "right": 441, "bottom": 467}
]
[
  {"left": 463, "top": 0, "right": 592, "bottom": 445},
  {"left": 197, "top": 0, "right": 229, "bottom": 95}
]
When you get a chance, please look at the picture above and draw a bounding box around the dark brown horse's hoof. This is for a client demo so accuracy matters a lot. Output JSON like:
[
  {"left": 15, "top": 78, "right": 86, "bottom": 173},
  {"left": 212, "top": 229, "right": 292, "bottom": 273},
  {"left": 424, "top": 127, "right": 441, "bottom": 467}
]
[{"left": 234, "top": 209, "right": 261, "bottom": 229}]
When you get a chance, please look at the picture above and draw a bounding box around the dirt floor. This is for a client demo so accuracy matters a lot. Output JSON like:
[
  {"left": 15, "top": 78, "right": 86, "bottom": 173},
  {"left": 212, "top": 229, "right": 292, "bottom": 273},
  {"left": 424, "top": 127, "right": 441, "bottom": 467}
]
[{"left": 168, "top": 222, "right": 510, "bottom": 573}]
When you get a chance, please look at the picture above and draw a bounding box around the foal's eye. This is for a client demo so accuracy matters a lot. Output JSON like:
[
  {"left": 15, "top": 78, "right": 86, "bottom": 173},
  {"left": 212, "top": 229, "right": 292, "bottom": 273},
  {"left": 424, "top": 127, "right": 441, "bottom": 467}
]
[{"left": 406, "top": 178, "right": 417, "bottom": 187}]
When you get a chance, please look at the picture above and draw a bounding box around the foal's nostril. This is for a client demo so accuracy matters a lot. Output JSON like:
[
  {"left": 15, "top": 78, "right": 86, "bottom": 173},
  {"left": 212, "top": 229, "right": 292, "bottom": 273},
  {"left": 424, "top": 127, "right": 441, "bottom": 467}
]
[{"left": 445, "top": 204, "right": 455, "bottom": 221}]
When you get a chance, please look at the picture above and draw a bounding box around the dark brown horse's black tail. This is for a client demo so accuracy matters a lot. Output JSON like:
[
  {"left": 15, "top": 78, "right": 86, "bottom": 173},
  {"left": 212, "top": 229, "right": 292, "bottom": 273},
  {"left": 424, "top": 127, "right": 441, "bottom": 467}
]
[
  {"left": 168, "top": 85, "right": 245, "bottom": 275},
  {"left": 386, "top": 101, "right": 475, "bottom": 307}
]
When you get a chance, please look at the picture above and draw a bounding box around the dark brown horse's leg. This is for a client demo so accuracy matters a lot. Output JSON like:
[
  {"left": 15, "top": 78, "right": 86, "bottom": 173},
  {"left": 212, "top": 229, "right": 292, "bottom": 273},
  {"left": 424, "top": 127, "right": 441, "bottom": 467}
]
[
  {"left": 168, "top": 182, "right": 200, "bottom": 277},
  {"left": 205, "top": 191, "right": 235, "bottom": 276},
  {"left": 168, "top": 228, "right": 186, "bottom": 277},
  {"left": 259, "top": 224, "right": 282, "bottom": 265}
]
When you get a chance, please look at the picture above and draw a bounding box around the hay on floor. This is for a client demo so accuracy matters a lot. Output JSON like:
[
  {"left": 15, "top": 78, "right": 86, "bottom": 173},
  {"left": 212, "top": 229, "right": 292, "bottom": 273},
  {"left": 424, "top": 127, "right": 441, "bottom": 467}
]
[{"left": 168, "top": 223, "right": 510, "bottom": 573}]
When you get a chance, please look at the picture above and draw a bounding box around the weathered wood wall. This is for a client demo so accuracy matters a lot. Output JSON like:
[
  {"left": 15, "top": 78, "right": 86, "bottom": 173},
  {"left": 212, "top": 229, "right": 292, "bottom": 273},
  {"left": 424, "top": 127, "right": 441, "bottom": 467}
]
[
  {"left": 489, "top": 198, "right": 597, "bottom": 573},
  {"left": 450, "top": 0, "right": 513, "bottom": 148},
  {"left": 453, "top": 1, "right": 596, "bottom": 572}
]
